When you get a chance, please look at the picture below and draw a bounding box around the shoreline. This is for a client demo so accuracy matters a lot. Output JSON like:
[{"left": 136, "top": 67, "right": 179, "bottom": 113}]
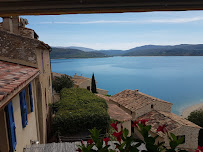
[{"left": 181, "top": 103, "right": 203, "bottom": 118}]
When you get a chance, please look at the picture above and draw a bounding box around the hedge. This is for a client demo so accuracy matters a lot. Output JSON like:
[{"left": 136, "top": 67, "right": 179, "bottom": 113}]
[{"left": 51, "top": 88, "right": 110, "bottom": 135}]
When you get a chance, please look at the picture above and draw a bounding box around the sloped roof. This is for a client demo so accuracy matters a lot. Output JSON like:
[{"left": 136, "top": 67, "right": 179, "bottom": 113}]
[
  {"left": 72, "top": 75, "right": 91, "bottom": 86},
  {"left": 108, "top": 104, "right": 132, "bottom": 122},
  {"left": 0, "top": 61, "right": 39, "bottom": 108},
  {"left": 96, "top": 94, "right": 132, "bottom": 122},
  {"left": 110, "top": 89, "right": 172, "bottom": 112},
  {"left": 138, "top": 110, "right": 201, "bottom": 136}
]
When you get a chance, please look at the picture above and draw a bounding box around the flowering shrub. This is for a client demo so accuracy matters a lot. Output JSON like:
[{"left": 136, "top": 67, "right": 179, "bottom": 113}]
[{"left": 77, "top": 119, "right": 201, "bottom": 152}]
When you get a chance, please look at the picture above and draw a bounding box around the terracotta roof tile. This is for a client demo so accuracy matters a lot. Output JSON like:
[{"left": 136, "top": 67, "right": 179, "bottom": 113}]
[
  {"left": 96, "top": 94, "right": 132, "bottom": 122},
  {"left": 110, "top": 89, "right": 172, "bottom": 111},
  {"left": 138, "top": 110, "right": 201, "bottom": 137},
  {"left": 0, "top": 61, "right": 39, "bottom": 102}
]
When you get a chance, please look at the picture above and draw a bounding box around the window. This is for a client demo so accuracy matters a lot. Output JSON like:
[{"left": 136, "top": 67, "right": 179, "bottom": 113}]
[
  {"left": 6, "top": 101, "right": 17, "bottom": 152},
  {"left": 19, "top": 83, "right": 34, "bottom": 128},
  {"left": 151, "top": 104, "right": 154, "bottom": 109},
  {"left": 19, "top": 89, "right": 28, "bottom": 128}
]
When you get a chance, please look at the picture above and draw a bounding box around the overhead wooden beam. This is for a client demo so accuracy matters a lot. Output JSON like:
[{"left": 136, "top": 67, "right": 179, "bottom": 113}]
[{"left": 0, "top": 0, "right": 203, "bottom": 16}]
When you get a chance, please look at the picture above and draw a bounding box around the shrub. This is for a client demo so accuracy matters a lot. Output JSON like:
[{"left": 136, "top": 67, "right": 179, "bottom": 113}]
[
  {"left": 52, "top": 75, "right": 74, "bottom": 93},
  {"left": 77, "top": 120, "right": 200, "bottom": 152},
  {"left": 52, "top": 88, "right": 110, "bottom": 135},
  {"left": 188, "top": 109, "right": 203, "bottom": 128}
]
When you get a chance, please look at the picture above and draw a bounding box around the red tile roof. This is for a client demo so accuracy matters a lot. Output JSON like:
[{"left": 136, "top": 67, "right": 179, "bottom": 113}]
[
  {"left": 138, "top": 110, "right": 201, "bottom": 137},
  {"left": 110, "top": 89, "right": 172, "bottom": 111},
  {"left": 0, "top": 61, "right": 39, "bottom": 103},
  {"left": 96, "top": 94, "right": 132, "bottom": 121}
]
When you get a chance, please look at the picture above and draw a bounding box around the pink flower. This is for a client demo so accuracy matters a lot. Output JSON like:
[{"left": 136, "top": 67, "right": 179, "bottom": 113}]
[
  {"left": 112, "top": 131, "right": 123, "bottom": 143},
  {"left": 87, "top": 139, "right": 93, "bottom": 145},
  {"left": 132, "top": 120, "right": 139, "bottom": 128},
  {"left": 103, "top": 137, "right": 110, "bottom": 146},
  {"left": 81, "top": 140, "right": 85, "bottom": 145},
  {"left": 111, "top": 121, "right": 119, "bottom": 131},
  {"left": 196, "top": 146, "right": 203, "bottom": 152},
  {"left": 157, "top": 124, "right": 167, "bottom": 133},
  {"left": 139, "top": 119, "right": 149, "bottom": 126}
]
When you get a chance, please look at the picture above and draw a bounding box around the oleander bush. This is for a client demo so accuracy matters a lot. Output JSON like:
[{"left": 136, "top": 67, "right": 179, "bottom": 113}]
[
  {"left": 77, "top": 120, "right": 203, "bottom": 152},
  {"left": 51, "top": 88, "right": 110, "bottom": 135}
]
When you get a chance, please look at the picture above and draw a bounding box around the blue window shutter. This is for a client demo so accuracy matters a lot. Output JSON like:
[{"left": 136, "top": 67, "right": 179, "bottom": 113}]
[
  {"left": 29, "top": 84, "right": 34, "bottom": 112},
  {"left": 19, "top": 90, "right": 28, "bottom": 128},
  {"left": 7, "top": 102, "right": 17, "bottom": 152}
]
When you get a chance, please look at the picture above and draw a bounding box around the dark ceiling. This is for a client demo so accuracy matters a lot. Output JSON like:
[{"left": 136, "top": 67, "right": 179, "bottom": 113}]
[{"left": 0, "top": 0, "right": 203, "bottom": 16}]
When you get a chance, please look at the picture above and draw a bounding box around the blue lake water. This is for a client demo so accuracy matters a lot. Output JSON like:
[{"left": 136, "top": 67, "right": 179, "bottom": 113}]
[{"left": 51, "top": 56, "right": 203, "bottom": 115}]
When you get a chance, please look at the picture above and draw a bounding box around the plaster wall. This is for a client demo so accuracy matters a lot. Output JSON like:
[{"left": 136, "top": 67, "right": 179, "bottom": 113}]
[
  {"left": 117, "top": 121, "right": 131, "bottom": 136},
  {"left": 12, "top": 84, "right": 39, "bottom": 152},
  {"left": 79, "top": 80, "right": 91, "bottom": 90}
]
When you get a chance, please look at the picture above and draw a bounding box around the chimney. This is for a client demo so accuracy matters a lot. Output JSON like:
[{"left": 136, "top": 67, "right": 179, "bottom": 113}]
[
  {"left": 2, "top": 16, "right": 19, "bottom": 34},
  {"left": 81, "top": 74, "right": 83, "bottom": 77},
  {"left": 2, "top": 17, "right": 13, "bottom": 32},
  {"left": 12, "top": 16, "right": 19, "bottom": 34}
]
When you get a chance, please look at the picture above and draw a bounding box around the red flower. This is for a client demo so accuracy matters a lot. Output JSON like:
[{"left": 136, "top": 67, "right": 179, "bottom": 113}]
[
  {"left": 132, "top": 120, "right": 139, "bottom": 128},
  {"left": 112, "top": 131, "right": 123, "bottom": 143},
  {"left": 196, "top": 146, "right": 203, "bottom": 152},
  {"left": 139, "top": 119, "right": 149, "bottom": 126},
  {"left": 87, "top": 139, "right": 94, "bottom": 145},
  {"left": 157, "top": 124, "right": 167, "bottom": 133},
  {"left": 103, "top": 137, "right": 110, "bottom": 146},
  {"left": 76, "top": 148, "right": 82, "bottom": 152},
  {"left": 111, "top": 121, "right": 119, "bottom": 131}
]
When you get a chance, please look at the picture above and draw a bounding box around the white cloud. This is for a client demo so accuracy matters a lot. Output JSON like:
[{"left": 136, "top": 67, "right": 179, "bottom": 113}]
[{"left": 39, "top": 17, "right": 203, "bottom": 25}]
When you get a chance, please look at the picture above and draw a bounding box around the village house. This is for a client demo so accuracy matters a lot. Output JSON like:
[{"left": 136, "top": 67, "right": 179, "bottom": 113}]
[
  {"left": 0, "top": 16, "right": 53, "bottom": 151},
  {"left": 98, "top": 89, "right": 202, "bottom": 150},
  {"left": 52, "top": 72, "right": 108, "bottom": 95}
]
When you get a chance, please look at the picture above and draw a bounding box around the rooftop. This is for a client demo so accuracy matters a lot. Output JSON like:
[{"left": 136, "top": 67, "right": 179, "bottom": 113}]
[
  {"left": 72, "top": 74, "right": 92, "bottom": 86},
  {"left": 96, "top": 94, "right": 132, "bottom": 122},
  {"left": 138, "top": 110, "right": 201, "bottom": 136},
  {"left": 0, "top": 61, "right": 39, "bottom": 108},
  {"left": 110, "top": 89, "right": 172, "bottom": 112}
]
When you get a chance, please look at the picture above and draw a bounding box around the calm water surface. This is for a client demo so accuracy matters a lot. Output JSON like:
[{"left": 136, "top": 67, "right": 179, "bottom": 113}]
[{"left": 51, "top": 56, "right": 203, "bottom": 114}]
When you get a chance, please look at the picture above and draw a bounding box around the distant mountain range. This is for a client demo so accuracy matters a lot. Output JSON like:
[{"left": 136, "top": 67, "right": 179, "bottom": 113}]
[{"left": 50, "top": 44, "right": 203, "bottom": 59}]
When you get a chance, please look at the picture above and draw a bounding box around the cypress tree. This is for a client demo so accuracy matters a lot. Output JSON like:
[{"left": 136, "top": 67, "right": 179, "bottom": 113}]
[{"left": 91, "top": 73, "right": 97, "bottom": 93}]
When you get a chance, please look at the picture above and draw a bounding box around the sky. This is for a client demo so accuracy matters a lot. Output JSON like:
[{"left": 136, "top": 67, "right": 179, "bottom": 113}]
[{"left": 3, "top": 10, "right": 203, "bottom": 50}]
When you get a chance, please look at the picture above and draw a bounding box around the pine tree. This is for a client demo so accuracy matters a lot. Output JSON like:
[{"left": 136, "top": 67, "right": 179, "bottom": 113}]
[{"left": 91, "top": 73, "right": 97, "bottom": 93}]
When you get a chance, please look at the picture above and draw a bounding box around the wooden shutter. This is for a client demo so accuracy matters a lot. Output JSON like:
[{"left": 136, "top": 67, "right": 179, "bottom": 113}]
[
  {"left": 29, "top": 83, "right": 34, "bottom": 112},
  {"left": 19, "top": 89, "right": 28, "bottom": 128},
  {"left": 7, "top": 102, "right": 17, "bottom": 152}
]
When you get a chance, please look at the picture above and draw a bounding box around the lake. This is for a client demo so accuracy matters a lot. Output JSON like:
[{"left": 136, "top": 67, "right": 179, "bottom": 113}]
[{"left": 51, "top": 56, "right": 203, "bottom": 115}]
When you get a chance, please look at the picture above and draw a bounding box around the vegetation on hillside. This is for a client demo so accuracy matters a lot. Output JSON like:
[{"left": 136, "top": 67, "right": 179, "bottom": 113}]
[
  {"left": 188, "top": 109, "right": 203, "bottom": 128},
  {"left": 52, "top": 75, "right": 74, "bottom": 93},
  {"left": 51, "top": 88, "right": 110, "bottom": 135},
  {"left": 50, "top": 47, "right": 109, "bottom": 59}
]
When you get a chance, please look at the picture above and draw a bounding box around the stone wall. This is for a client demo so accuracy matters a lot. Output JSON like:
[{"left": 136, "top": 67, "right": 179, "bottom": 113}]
[
  {"left": 19, "top": 27, "right": 35, "bottom": 39},
  {"left": 97, "top": 88, "right": 108, "bottom": 95},
  {"left": 0, "top": 30, "right": 43, "bottom": 67}
]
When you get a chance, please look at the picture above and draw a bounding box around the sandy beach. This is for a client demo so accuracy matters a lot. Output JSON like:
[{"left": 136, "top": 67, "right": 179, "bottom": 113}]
[{"left": 181, "top": 103, "right": 203, "bottom": 118}]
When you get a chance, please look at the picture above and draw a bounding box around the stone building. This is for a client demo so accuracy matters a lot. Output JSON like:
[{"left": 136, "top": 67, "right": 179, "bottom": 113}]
[
  {"left": 109, "top": 89, "right": 172, "bottom": 119},
  {"left": 138, "top": 110, "right": 201, "bottom": 150},
  {"left": 98, "top": 89, "right": 201, "bottom": 150},
  {"left": 0, "top": 16, "right": 53, "bottom": 151}
]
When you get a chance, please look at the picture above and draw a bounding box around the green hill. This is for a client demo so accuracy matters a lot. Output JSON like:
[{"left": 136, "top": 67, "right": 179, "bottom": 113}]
[{"left": 50, "top": 47, "right": 110, "bottom": 59}]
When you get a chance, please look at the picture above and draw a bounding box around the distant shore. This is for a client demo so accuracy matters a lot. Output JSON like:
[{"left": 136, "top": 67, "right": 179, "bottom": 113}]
[{"left": 181, "top": 103, "right": 203, "bottom": 118}]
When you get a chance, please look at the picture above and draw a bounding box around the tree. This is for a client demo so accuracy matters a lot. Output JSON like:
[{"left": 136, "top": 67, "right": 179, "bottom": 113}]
[
  {"left": 91, "top": 73, "right": 97, "bottom": 93},
  {"left": 52, "top": 75, "right": 74, "bottom": 93},
  {"left": 188, "top": 109, "right": 203, "bottom": 128}
]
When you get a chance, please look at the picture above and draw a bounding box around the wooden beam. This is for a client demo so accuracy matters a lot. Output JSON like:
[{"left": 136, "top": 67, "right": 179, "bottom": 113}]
[{"left": 0, "top": 0, "right": 203, "bottom": 16}]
